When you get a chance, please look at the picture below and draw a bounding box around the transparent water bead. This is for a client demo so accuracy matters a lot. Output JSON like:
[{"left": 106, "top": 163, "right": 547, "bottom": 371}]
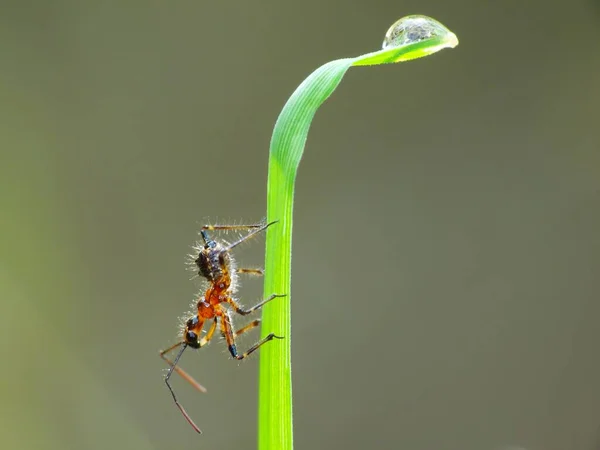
[{"left": 382, "top": 15, "right": 458, "bottom": 49}]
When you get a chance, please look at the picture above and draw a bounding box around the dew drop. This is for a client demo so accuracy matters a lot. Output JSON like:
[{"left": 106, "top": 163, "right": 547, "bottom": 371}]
[{"left": 382, "top": 15, "right": 457, "bottom": 49}]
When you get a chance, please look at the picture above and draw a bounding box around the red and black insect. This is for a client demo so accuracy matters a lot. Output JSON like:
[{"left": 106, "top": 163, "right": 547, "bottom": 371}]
[{"left": 159, "top": 220, "right": 285, "bottom": 433}]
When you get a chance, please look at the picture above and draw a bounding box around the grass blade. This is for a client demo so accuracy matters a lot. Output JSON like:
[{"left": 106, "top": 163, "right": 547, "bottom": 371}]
[{"left": 258, "top": 15, "right": 458, "bottom": 450}]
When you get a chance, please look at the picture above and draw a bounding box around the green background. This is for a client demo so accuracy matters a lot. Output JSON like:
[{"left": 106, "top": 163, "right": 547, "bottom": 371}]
[{"left": 1, "top": 1, "right": 599, "bottom": 449}]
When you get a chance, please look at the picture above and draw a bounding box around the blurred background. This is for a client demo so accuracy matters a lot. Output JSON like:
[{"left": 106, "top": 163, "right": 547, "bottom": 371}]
[{"left": 1, "top": 1, "right": 599, "bottom": 449}]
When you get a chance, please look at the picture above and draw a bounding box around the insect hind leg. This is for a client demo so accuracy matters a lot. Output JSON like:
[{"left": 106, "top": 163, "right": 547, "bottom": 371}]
[{"left": 223, "top": 220, "right": 278, "bottom": 251}]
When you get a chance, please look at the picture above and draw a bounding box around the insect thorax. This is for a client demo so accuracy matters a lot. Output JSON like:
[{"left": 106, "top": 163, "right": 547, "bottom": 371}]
[{"left": 195, "top": 244, "right": 231, "bottom": 282}]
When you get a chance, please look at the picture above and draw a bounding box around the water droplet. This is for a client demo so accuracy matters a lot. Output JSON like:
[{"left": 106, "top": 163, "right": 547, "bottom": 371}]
[{"left": 382, "top": 15, "right": 457, "bottom": 49}]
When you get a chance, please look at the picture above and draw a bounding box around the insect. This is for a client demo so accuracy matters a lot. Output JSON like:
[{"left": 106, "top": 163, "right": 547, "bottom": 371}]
[{"left": 159, "top": 220, "right": 285, "bottom": 433}]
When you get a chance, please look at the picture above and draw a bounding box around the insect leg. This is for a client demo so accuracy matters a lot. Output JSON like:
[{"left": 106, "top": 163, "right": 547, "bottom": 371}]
[
  {"left": 201, "top": 222, "right": 268, "bottom": 232},
  {"left": 219, "top": 310, "right": 283, "bottom": 360},
  {"left": 227, "top": 294, "right": 286, "bottom": 316},
  {"left": 234, "top": 319, "right": 261, "bottom": 336},
  {"left": 200, "top": 220, "right": 274, "bottom": 246},
  {"left": 221, "top": 319, "right": 260, "bottom": 339},
  {"left": 236, "top": 268, "right": 264, "bottom": 276},
  {"left": 223, "top": 220, "right": 278, "bottom": 251}
]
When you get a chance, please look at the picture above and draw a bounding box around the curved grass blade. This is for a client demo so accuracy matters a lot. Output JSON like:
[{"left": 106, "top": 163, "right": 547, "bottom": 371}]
[{"left": 259, "top": 15, "right": 458, "bottom": 450}]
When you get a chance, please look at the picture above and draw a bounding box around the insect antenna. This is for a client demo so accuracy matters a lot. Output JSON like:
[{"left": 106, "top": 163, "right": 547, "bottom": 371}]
[{"left": 163, "top": 343, "right": 203, "bottom": 434}]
